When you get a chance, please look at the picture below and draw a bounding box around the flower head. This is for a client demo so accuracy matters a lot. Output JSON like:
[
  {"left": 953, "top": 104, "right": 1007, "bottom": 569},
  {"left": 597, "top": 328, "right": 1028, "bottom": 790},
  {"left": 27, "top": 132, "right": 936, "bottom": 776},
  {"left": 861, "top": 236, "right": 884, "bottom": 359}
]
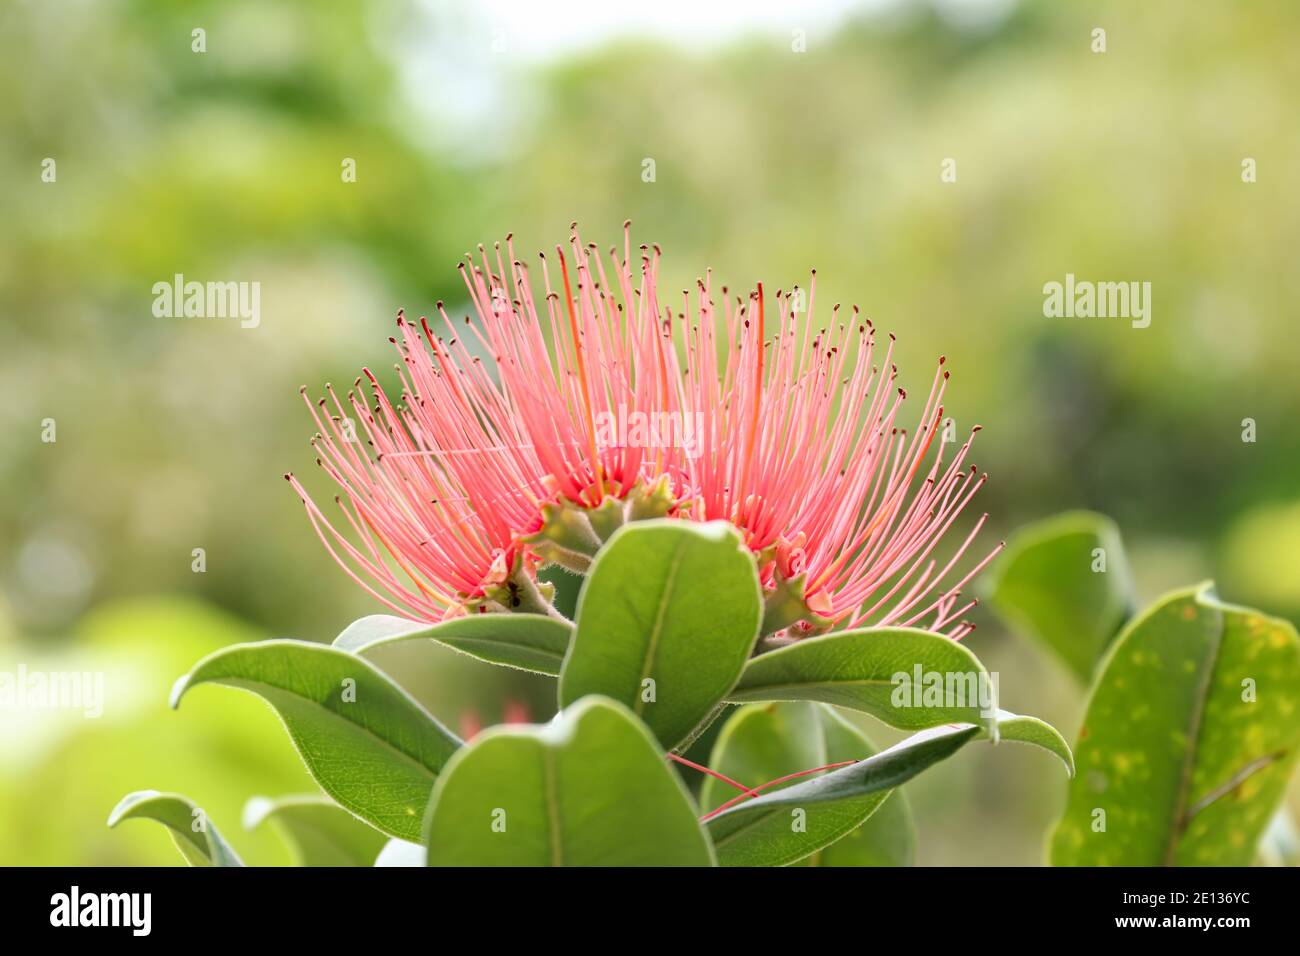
[
  {"left": 677, "top": 279, "right": 1002, "bottom": 638},
  {"left": 285, "top": 312, "right": 554, "bottom": 619},
  {"left": 289, "top": 223, "right": 1001, "bottom": 636}
]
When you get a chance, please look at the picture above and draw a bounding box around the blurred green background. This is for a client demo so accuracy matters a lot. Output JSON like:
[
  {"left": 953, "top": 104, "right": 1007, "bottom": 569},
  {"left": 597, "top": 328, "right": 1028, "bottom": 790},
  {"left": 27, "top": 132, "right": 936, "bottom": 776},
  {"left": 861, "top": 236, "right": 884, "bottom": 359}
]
[{"left": 3, "top": 0, "right": 1298, "bottom": 865}]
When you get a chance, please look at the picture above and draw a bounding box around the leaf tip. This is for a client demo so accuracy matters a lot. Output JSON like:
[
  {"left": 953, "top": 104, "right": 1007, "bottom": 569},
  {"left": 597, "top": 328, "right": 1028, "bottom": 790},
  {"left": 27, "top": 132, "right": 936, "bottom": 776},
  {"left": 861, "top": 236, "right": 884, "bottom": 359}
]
[
  {"left": 168, "top": 672, "right": 191, "bottom": 710},
  {"left": 107, "top": 789, "right": 158, "bottom": 828}
]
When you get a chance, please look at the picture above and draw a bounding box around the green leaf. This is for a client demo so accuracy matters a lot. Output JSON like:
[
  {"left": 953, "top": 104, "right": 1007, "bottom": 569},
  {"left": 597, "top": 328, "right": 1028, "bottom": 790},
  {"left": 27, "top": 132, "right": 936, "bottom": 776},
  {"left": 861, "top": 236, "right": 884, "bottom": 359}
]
[
  {"left": 812, "top": 708, "right": 917, "bottom": 867},
  {"left": 700, "top": 701, "right": 825, "bottom": 812},
  {"left": 333, "top": 613, "right": 572, "bottom": 677},
  {"left": 424, "top": 696, "right": 714, "bottom": 866},
  {"left": 107, "top": 790, "right": 243, "bottom": 866},
  {"left": 705, "top": 724, "right": 973, "bottom": 867},
  {"left": 986, "top": 511, "right": 1134, "bottom": 682},
  {"left": 1051, "top": 584, "right": 1300, "bottom": 866},
  {"left": 558, "top": 520, "right": 762, "bottom": 750},
  {"left": 701, "top": 702, "right": 916, "bottom": 867},
  {"left": 997, "top": 712, "right": 1075, "bottom": 772},
  {"left": 728, "top": 627, "right": 999, "bottom": 735},
  {"left": 706, "top": 709, "right": 1071, "bottom": 866},
  {"left": 170, "top": 639, "right": 462, "bottom": 842},
  {"left": 243, "top": 794, "right": 388, "bottom": 866}
]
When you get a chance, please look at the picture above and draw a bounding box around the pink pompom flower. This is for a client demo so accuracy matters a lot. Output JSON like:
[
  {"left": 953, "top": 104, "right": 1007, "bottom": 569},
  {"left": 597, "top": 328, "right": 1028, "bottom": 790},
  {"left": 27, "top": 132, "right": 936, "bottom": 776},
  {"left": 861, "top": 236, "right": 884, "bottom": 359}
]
[{"left": 289, "top": 224, "right": 1001, "bottom": 637}]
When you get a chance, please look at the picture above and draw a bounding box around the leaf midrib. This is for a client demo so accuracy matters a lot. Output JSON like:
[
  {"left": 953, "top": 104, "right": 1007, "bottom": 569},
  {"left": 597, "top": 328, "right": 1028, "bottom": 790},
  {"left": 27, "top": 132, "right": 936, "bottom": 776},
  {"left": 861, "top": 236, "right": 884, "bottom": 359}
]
[
  {"left": 235, "top": 679, "right": 450, "bottom": 783},
  {"left": 442, "top": 636, "right": 566, "bottom": 666},
  {"left": 1161, "top": 602, "right": 1225, "bottom": 866},
  {"left": 634, "top": 538, "right": 687, "bottom": 716}
]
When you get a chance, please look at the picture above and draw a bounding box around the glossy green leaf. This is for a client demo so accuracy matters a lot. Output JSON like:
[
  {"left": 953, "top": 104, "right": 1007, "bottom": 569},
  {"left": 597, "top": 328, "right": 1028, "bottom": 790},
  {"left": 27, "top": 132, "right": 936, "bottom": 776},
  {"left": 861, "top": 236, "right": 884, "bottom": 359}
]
[
  {"left": 812, "top": 707, "right": 917, "bottom": 866},
  {"left": 334, "top": 613, "right": 572, "bottom": 677},
  {"left": 996, "top": 713, "right": 1075, "bottom": 773},
  {"left": 243, "top": 794, "right": 388, "bottom": 866},
  {"left": 107, "top": 790, "right": 243, "bottom": 866},
  {"left": 986, "top": 511, "right": 1134, "bottom": 682},
  {"left": 1051, "top": 584, "right": 1300, "bottom": 866},
  {"left": 728, "top": 627, "right": 999, "bottom": 735},
  {"left": 171, "top": 639, "right": 462, "bottom": 842},
  {"left": 700, "top": 701, "right": 825, "bottom": 813},
  {"left": 559, "top": 520, "right": 762, "bottom": 750},
  {"left": 707, "top": 709, "right": 1071, "bottom": 866},
  {"left": 701, "top": 702, "right": 916, "bottom": 867},
  {"left": 424, "top": 696, "right": 714, "bottom": 866}
]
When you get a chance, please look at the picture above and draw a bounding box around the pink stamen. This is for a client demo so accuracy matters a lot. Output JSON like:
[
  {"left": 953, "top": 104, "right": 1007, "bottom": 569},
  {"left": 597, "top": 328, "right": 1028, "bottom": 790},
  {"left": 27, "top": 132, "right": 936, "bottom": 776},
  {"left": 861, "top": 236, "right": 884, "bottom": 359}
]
[
  {"left": 666, "top": 753, "right": 751, "bottom": 794},
  {"left": 698, "top": 760, "right": 859, "bottom": 822},
  {"left": 288, "top": 224, "right": 1000, "bottom": 632}
]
